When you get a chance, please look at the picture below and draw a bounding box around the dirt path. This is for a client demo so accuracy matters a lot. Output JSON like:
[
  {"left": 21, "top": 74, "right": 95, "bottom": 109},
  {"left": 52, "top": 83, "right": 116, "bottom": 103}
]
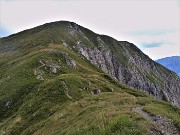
[{"left": 133, "top": 107, "right": 180, "bottom": 135}]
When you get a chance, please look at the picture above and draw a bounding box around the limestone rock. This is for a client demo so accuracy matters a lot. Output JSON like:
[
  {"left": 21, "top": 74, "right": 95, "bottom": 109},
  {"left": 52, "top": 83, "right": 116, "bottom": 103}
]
[{"left": 75, "top": 42, "right": 180, "bottom": 107}]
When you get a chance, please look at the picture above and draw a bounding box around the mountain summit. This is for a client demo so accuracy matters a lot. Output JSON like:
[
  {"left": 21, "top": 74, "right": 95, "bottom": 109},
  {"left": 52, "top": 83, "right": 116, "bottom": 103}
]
[
  {"left": 0, "top": 21, "right": 180, "bottom": 134},
  {"left": 2, "top": 21, "right": 179, "bottom": 106}
]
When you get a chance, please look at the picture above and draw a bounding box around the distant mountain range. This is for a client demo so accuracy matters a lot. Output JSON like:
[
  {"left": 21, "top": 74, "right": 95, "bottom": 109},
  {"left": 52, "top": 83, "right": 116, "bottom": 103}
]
[{"left": 156, "top": 56, "right": 180, "bottom": 76}]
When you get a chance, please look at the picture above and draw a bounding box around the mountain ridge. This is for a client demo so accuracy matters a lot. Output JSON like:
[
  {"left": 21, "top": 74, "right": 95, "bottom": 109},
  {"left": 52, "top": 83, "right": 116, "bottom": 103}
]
[
  {"left": 1, "top": 21, "right": 180, "bottom": 107},
  {"left": 0, "top": 21, "right": 180, "bottom": 135},
  {"left": 156, "top": 56, "right": 180, "bottom": 76}
]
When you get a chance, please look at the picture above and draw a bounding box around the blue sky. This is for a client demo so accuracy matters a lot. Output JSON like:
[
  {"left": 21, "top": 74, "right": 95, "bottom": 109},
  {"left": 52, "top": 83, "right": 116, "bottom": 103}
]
[
  {"left": 0, "top": 25, "right": 11, "bottom": 37},
  {"left": 0, "top": 0, "right": 180, "bottom": 60},
  {"left": 127, "top": 29, "right": 177, "bottom": 36}
]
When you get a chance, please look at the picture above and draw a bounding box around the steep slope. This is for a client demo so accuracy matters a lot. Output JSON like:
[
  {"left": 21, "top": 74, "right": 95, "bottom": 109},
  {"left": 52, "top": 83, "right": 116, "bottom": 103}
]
[
  {"left": 156, "top": 56, "right": 180, "bottom": 76},
  {"left": 0, "top": 43, "right": 180, "bottom": 135},
  {"left": 1, "top": 21, "right": 179, "bottom": 107},
  {"left": 0, "top": 21, "right": 180, "bottom": 135}
]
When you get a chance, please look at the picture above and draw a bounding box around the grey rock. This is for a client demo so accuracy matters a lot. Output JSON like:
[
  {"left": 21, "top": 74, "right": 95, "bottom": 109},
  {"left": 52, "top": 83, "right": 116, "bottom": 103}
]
[
  {"left": 5, "top": 100, "right": 12, "bottom": 108},
  {"left": 133, "top": 107, "right": 180, "bottom": 135},
  {"left": 49, "top": 66, "right": 58, "bottom": 73},
  {"left": 64, "top": 54, "right": 76, "bottom": 68},
  {"left": 75, "top": 41, "right": 180, "bottom": 107},
  {"left": 91, "top": 89, "right": 101, "bottom": 95}
]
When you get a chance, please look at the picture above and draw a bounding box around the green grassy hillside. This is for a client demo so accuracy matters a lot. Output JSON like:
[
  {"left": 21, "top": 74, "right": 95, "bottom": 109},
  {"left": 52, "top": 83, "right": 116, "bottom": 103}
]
[{"left": 0, "top": 43, "right": 180, "bottom": 135}]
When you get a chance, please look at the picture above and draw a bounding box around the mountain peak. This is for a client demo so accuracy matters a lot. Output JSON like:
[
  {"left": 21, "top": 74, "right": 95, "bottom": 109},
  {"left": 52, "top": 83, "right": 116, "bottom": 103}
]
[
  {"left": 1, "top": 21, "right": 180, "bottom": 107},
  {"left": 1, "top": 21, "right": 180, "bottom": 134}
]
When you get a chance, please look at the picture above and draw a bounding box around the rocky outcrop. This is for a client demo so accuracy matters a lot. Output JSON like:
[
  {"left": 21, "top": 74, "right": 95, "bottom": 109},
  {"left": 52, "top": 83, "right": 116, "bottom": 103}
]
[
  {"left": 64, "top": 54, "right": 76, "bottom": 68},
  {"left": 74, "top": 40, "right": 180, "bottom": 107},
  {"left": 34, "top": 51, "right": 77, "bottom": 79}
]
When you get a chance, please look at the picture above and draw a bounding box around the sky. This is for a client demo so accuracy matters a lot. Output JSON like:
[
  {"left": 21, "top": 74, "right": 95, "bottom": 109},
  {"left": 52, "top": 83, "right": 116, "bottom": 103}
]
[{"left": 0, "top": 0, "right": 180, "bottom": 60}]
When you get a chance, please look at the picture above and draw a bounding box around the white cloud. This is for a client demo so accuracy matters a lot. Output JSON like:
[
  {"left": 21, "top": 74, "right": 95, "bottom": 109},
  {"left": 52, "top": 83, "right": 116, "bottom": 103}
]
[
  {"left": 0, "top": 0, "right": 179, "bottom": 59},
  {"left": 126, "top": 30, "right": 180, "bottom": 59},
  {"left": 143, "top": 43, "right": 180, "bottom": 60}
]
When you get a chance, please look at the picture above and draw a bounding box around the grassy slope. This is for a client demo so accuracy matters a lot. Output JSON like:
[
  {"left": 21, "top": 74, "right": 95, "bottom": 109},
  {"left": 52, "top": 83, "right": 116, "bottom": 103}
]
[{"left": 0, "top": 44, "right": 180, "bottom": 135}]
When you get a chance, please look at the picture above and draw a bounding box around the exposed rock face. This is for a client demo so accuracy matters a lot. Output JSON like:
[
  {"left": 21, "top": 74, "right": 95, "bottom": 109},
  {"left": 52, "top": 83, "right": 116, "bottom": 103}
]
[{"left": 75, "top": 40, "right": 180, "bottom": 107}]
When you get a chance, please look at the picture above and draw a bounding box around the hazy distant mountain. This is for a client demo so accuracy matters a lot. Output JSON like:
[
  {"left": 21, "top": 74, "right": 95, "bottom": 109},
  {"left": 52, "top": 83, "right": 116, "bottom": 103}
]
[
  {"left": 0, "top": 21, "right": 180, "bottom": 134},
  {"left": 156, "top": 56, "right": 180, "bottom": 76}
]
